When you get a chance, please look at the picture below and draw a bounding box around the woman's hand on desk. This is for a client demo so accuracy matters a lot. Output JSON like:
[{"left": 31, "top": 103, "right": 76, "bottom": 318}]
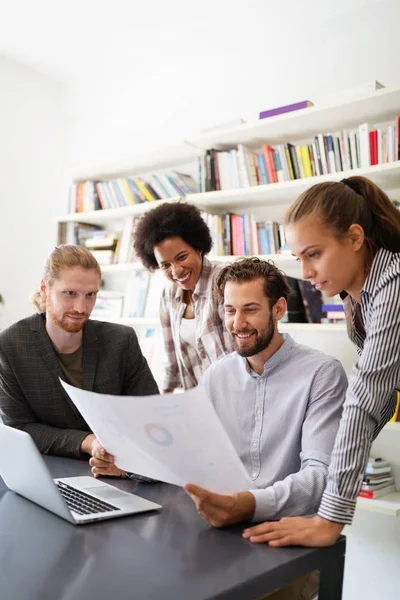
[
  {"left": 242, "top": 515, "right": 344, "bottom": 547},
  {"left": 184, "top": 483, "right": 255, "bottom": 527},
  {"left": 89, "top": 439, "right": 128, "bottom": 479}
]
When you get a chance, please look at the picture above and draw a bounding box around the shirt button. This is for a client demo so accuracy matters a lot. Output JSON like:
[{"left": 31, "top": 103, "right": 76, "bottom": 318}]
[
  {"left": 252, "top": 472, "right": 257, "bottom": 479},
  {"left": 252, "top": 442, "right": 257, "bottom": 448},
  {"left": 256, "top": 409, "right": 261, "bottom": 415}
]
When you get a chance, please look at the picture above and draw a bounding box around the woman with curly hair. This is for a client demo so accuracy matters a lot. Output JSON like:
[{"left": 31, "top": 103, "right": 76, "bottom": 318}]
[{"left": 133, "top": 202, "right": 234, "bottom": 392}]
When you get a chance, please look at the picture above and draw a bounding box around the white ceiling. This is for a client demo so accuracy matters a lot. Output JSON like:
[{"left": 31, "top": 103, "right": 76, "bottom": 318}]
[{"left": 0, "top": 0, "right": 393, "bottom": 86}]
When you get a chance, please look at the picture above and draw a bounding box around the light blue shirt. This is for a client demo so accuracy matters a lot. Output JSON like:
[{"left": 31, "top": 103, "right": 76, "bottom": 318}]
[{"left": 199, "top": 334, "right": 347, "bottom": 521}]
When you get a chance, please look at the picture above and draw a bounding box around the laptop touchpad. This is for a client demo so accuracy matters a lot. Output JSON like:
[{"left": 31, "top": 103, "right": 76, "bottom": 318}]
[{"left": 85, "top": 486, "right": 128, "bottom": 500}]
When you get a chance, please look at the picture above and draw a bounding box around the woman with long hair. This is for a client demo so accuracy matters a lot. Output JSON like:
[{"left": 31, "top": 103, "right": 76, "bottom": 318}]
[{"left": 243, "top": 176, "right": 400, "bottom": 547}]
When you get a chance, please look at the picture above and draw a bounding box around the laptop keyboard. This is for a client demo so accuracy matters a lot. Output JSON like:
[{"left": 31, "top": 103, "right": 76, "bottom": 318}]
[{"left": 56, "top": 481, "right": 121, "bottom": 515}]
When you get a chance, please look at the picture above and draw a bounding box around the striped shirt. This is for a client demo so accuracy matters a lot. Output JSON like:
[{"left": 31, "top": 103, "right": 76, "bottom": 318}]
[
  {"left": 160, "top": 256, "right": 234, "bottom": 391},
  {"left": 318, "top": 248, "right": 400, "bottom": 524},
  {"left": 199, "top": 335, "right": 347, "bottom": 521}
]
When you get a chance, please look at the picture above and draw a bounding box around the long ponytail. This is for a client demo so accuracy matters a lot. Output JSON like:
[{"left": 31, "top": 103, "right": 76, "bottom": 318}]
[{"left": 284, "top": 176, "right": 400, "bottom": 259}]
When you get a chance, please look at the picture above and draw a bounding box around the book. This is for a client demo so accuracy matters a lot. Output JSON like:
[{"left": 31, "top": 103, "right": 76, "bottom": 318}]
[
  {"left": 92, "top": 292, "right": 124, "bottom": 320},
  {"left": 361, "top": 478, "right": 394, "bottom": 491},
  {"left": 391, "top": 391, "right": 400, "bottom": 422},
  {"left": 322, "top": 304, "right": 344, "bottom": 312},
  {"left": 358, "top": 484, "right": 395, "bottom": 499},
  {"left": 122, "top": 270, "right": 150, "bottom": 318},
  {"left": 367, "top": 457, "right": 390, "bottom": 468},
  {"left": 259, "top": 100, "right": 314, "bottom": 120},
  {"left": 365, "top": 464, "right": 392, "bottom": 475},
  {"left": 88, "top": 249, "right": 114, "bottom": 265},
  {"left": 144, "top": 271, "right": 166, "bottom": 319},
  {"left": 331, "top": 81, "right": 385, "bottom": 103}
]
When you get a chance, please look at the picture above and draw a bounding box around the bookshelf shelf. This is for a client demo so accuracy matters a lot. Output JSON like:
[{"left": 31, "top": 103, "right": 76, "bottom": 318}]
[
  {"left": 90, "top": 318, "right": 347, "bottom": 333},
  {"left": 72, "top": 143, "right": 200, "bottom": 182},
  {"left": 91, "top": 316, "right": 160, "bottom": 327},
  {"left": 279, "top": 323, "right": 347, "bottom": 333},
  {"left": 101, "top": 262, "right": 144, "bottom": 273},
  {"left": 383, "top": 421, "right": 400, "bottom": 432},
  {"left": 357, "top": 491, "right": 400, "bottom": 517},
  {"left": 187, "top": 87, "right": 400, "bottom": 150},
  {"left": 100, "top": 254, "right": 298, "bottom": 275},
  {"left": 58, "top": 160, "right": 400, "bottom": 226}
]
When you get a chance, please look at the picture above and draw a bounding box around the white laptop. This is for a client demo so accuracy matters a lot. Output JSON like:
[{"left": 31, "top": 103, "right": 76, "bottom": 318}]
[{"left": 0, "top": 424, "right": 161, "bottom": 525}]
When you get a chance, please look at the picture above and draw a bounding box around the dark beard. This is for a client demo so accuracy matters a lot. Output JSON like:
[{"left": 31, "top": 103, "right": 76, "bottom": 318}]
[{"left": 233, "top": 314, "right": 275, "bottom": 357}]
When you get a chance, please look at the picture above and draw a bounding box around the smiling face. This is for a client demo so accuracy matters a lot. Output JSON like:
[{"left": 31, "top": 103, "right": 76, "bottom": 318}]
[
  {"left": 153, "top": 237, "right": 203, "bottom": 291},
  {"left": 42, "top": 267, "right": 100, "bottom": 333},
  {"left": 285, "top": 215, "right": 366, "bottom": 298},
  {"left": 224, "top": 278, "right": 285, "bottom": 358}
]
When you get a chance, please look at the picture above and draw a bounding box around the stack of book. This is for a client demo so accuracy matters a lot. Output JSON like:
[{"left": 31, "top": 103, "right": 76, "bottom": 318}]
[
  {"left": 358, "top": 457, "right": 396, "bottom": 500},
  {"left": 84, "top": 230, "right": 119, "bottom": 265},
  {"left": 68, "top": 172, "right": 198, "bottom": 214},
  {"left": 322, "top": 300, "right": 345, "bottom": 323},
  {"left": 201, "top": 212, "right": 288, "bottom": 256},
  {"left": 198, "top": 116, "right": 400, "bottom": 193}
]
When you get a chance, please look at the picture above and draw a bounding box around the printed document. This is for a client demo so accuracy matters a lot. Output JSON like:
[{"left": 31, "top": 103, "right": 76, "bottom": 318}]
[{"left": 61, "top": 381, "right": 254, "bottom": 494}]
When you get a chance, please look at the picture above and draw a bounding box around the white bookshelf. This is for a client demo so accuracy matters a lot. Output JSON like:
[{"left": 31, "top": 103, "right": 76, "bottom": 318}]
[
  {"left": 72, "top": 142, "right": 200, "bottom": 182},
  {"left": 60, "top": 86, "right": 400, "bottom": 343},
  {"left": 66, "top": 86, "right": 400, "bottom": 184},
  {"left": 57, "top": 161, "right": 400, "bottom": 226},
  {"left": 91, "top": 316, "right": 160, "bottom": 327},
  {"left": 357, "top": 491, "right": 400, "bottom": 517},
  {"left": 186, "top": 86, "right": 400, "bottom": 150},
  {"left": 100, "top": 262, "right": 144, "bottom": 273},
  {"left": 100, "top": 254, "right": 298, "bottom": 274}
]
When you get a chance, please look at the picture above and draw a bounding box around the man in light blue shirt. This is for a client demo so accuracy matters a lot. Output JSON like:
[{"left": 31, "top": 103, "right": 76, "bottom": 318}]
[{"left": 185, "top": 257, "right": 347, "bottom": 529}]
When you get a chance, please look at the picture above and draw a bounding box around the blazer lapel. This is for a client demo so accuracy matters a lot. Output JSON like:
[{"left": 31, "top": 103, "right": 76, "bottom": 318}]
[
  {"left": 32, "top": 314, "right": 65, "bottom": 387},
  {"left": 82, "top": 322, "right": 99, "bottom": 391}
]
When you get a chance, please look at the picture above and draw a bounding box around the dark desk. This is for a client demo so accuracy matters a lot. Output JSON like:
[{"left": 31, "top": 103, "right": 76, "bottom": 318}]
[{"left": 0, "top": 456, "right": 345, "bottom": 600}]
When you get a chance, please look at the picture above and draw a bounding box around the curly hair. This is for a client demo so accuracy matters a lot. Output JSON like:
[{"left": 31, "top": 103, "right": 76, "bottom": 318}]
[
  {"left": 215, "top": 257, "right": 291, "bottom": 309},
  {"left": 133, "top": 202, "right": 213, "bottom": 270}
]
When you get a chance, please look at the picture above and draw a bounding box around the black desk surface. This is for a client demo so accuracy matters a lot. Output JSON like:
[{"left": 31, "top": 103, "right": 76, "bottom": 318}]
[{"left": 0, "top": 456, "right": 345, "bottom": 600}]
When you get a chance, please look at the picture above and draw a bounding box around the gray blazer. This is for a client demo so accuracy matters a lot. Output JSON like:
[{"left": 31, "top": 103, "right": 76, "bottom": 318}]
[{"left": 0, "top": 313, "right": 159, "bottom": 458}]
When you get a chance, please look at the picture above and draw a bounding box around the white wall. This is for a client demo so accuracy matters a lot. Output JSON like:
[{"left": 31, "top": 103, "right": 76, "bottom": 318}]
[
  {"left": 0, "top": 55, "right": 68, "bottom": 328},
  {"left": 63, "top": 0, "right": 400, "bottom": 172}
]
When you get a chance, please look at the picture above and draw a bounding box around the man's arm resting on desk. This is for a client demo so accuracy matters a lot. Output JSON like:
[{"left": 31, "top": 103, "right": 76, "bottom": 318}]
[{"left": 242, "top": 516, "right": 344, "bottom": 547}]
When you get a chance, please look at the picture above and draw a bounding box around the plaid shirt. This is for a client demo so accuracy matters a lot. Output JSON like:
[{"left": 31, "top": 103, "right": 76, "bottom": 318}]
[{"left": 160, "top": 256, "right": 234, "bottom": 390}]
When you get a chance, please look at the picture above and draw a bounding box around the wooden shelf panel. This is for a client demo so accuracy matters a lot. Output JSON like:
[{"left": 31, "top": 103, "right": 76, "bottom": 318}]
[{"left": 357, "top": 491, "right": 400, "bottom": 517}]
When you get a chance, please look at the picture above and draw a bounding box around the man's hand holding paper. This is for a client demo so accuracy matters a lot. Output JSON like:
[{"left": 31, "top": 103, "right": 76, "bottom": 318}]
[{"left": 61, "top": 381, "right": 254, "bottom": 494}]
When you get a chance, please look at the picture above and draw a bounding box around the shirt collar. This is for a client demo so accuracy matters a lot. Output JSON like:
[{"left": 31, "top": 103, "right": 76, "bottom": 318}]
[
  {"left": 362, "top": 248, "right": 393, "bottom": 295},
  {"left": 339, "top": 248, "right": 393, "bottom": 300},
  {"left": 239, "top": 333, "right": 296, "bottom": 378}
]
